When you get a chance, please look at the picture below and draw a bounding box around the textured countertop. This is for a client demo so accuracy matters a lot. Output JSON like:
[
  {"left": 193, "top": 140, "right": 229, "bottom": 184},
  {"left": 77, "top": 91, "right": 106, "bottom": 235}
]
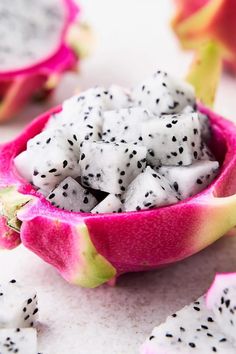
[{"left": 1, "top": 1, "right": 236, "bottom": 353}]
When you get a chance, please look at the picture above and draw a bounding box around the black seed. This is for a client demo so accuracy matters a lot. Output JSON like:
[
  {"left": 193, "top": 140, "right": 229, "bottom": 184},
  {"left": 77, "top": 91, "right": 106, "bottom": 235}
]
[
  {"left": 118, "top": 179, "right": 123, "bottom": 184},
  {"left": 180, "top": 327, "right": 185, "bottom": 332},
  {"left": 173, "top": 182, "right": 179, "bottom": 192},
  {"left": 212, "top": 347, "right": 217, "bottom": 352},
  {"left": 27, "top": 298, "right": 32, "bottom": 304},
  {"left": 179, "top": 147, "right": 184, "bottom": 154},
  {"left": 189, "top": 343, "right": 196, "bottom": 348},
  {"left": 136, "top": 206, "right": 141, "bottom": 211},
  {"left": 149, "top": 335, "right": 155, "bottom": 341},
  {"left": 33, "top": 170, "right": 39, "bottom": 176},
  {"left": 208, "top": 317, "right": 214, "bottom": 322},
  {"left": 63, "top": 184, "right": 68, "bottom": 190},
  {"left": 196, "top": 179, "right": 203, "bottom": 184},
  {"left": 24, "top": 315, "right": 30, "bottom": 320},
  {"left": 193, "top": 306, "right": 200, "bottom": 311},
  {"left": 172, "top": 314, "right": 177, "bottom": 318},
  {"left": 97, "top": 173, "right": 101, "bottom": 178},
  {"left": 171, "top": 152, "right": 177, "bottom": 157},
  {"left": 68, "top": 139, "right": 74, "bottom": 146},
  {"left": 194, "top": 151, "right": 198, "bottom": 159},
  {"left": 33, "top": 308, "right": 38, "bottom": 315},
  {"left": 46, "top": 138, "right": 51, "bottom": 144},
  {"left": 83, "top": 197, "right": 89, "bottom": 204},
  {"left": 137, "top": 161, "right": 142, "bottom": 168},
  {"left": 183, "top": 136, "right": 188, "bottom": 141},
  {"left": 166, "top": 124, "right": 172, "bottom": 128},
  {"left": 172, "top": 136, "right": 177, "bottom": 142},
  {"left": 194, "top": 129, "right": 198, "bottom": 135},
  {"left": 120, "top": 171, "right": 125, "bottom": 176},
  {"left": 156, "top": 98, "right": 160, "bottom": 104},
  {"left": 225, "top": 299, "right": 230, "bottom": 308},
  {"left": 201, "top": 325, "right": 208, "bottom": 330},
  {"left": 191, "top": 142, "right": 195, "bottom": 147},
  {"left": 63, "top": 160, "right": 68, "bottom": 168},
  {"left": 49, "top": 168, "right": 57, "bottom": 173},
  {"left": 207, "top": 333, "right": 213, "bottom": 337},
  {"left": 62, "top": 192, "right": 68, "bottom": 197},
  {"left": 166, "top": 334, "right": 173, "bottom": 338},
  {"left": 120, "top": 186, "right": 126, "bottom": 192}
]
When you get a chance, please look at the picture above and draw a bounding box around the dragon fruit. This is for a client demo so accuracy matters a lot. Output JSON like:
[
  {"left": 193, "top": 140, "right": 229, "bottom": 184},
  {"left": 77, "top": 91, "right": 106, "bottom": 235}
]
[
  {"left": 132, "top": 70, "right": 195, "bottom": 116},
  {"left": 15, "top": 130, "right": 81, "bottom": 194},
  {"left": 80, "top": 141, "right": 147, "bottom": 194},
  {"left": 123, "top": 167, "right": 179, "bottom": 212},
  {"left": 0, "top": 328, "right": 37, "bottom": 354},
  {"left": 159, "top": 160, "right": 219, "bottom": 200},
  {"left": 102, "top": 107, "right": 151, "bottom": 144},
  {"left": 0, "top": 0, "right": 86, "bottom": 122},
  {"left": 207, "top": 273, "right": 236, "bottom": 343},
  {"left": 91, "top": 194, "right": 122, "bottom": 214},
  {"left": 47, "top": 177, "right": 97, "bottom": 212},
  {"left": 142, "top": 112, "right": 202, "bottom": 166},
  {"left": 141, "top": 272, "right": 236, "bottom": 353},
  {"left": 46, "top": 85, "right": 132, "bottom": 131},
  {"left": 0, "top": 280, "right": 38, "bottom": 328},
  {"left": 1, "top": 69, "right": 236, "bottom": 287}
]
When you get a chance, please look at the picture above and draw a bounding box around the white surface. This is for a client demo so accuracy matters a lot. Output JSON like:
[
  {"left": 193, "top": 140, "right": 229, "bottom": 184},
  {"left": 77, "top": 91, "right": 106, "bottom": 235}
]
[{"left": 0, "top": 1, "right": 236, "bottom": 353}]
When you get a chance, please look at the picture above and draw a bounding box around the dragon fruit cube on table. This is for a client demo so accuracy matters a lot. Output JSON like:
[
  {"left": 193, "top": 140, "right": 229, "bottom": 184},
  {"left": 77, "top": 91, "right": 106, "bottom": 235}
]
[
  {"left": 1, "top": 69, "right": 236, "bottom": 288},
  {"left": 0, "top": 0, "right": 88, "bottom": 122},
  {"left": 141, "top": 272, "right": 236, "bottom": 353}
]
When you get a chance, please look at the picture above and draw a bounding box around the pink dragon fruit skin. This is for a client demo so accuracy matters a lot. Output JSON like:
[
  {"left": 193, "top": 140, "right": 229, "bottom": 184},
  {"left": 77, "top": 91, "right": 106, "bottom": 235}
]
[
  {"left": 0, "top": 0, "right": 81, "bottom": 123},
  {"left": 1, "top": 105, "right": 236, "bottom": 287},
  {"left": 0, "top": 216, "right": 20, "bottom": 250}
]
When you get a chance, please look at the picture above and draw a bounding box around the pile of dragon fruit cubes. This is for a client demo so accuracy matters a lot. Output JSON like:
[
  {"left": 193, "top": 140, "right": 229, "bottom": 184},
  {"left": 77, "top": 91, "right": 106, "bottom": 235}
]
[
  {"left": 14, "top": 70, "right": 219, "bottom": 214},
  {"left": 0, "top": 280, "right": 38, "bottom": 354}
]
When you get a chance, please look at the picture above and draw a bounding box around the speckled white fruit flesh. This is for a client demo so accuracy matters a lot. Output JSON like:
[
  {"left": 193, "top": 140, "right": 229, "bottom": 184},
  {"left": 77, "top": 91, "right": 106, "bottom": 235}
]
[{"left": 0, "top": 0, "right": 65, "bottom": 71}]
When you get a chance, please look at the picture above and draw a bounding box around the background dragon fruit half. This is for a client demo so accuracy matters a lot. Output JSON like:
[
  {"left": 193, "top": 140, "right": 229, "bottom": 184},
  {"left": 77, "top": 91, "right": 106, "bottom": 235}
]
[
  {"left": 0, "top": 0, "right": 88, "bottom": 123},
  {"left": 141, "top": 272, "right": 236, "bottom": 353},
  {"left": 172, "top": 0, "right": 236, "bottom": 107},
  {"left": 1, "top": 71, "right": 236, "bottom": 287}
]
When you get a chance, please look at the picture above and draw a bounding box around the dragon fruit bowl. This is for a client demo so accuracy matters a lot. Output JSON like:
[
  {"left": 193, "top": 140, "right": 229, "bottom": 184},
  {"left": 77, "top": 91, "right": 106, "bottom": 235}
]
[{"left": 1, "top": 71, "right": 236, "bottom": 288}]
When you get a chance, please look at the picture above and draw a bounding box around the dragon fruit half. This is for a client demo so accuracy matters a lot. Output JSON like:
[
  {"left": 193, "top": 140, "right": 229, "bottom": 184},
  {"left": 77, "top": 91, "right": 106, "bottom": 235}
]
[
  {"left": 0, "top": 0, "right": 86, "bottom": 122},
  {"left": 141, "top": 272, "right": 236, "bottom": 353},
  {"left": 1, "top": 71, "right": 236, "bottom": 288}
]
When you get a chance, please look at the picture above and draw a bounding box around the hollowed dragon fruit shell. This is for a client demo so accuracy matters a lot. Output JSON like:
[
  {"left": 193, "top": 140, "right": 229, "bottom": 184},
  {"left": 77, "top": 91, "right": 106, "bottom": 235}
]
[
  {"left": 1, "top": 104, "right": 236, "bottom": 288},
  {"left": 0, "top": 0, "right": 85, "bottom": 122}
]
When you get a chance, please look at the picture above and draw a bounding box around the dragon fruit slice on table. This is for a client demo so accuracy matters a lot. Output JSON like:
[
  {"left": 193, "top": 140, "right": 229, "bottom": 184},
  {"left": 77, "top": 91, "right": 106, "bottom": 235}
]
[
  {"left": 0, "top": 0, "right": 87, "bottom": 122},
  {"left": 0, "top": 280, "right": 38, "bottom": 328},
  {"left": 141, "top": 272, "right": 236, "bottom": 353},
  {"left": 0, "top": 328, "right": 37, "bottom": 354},
  {"left": 1, "top": 71, "right": 236, "bottom": 288},
  {"left": 207, "top": 273, "right": 236, "bottom": 343}
]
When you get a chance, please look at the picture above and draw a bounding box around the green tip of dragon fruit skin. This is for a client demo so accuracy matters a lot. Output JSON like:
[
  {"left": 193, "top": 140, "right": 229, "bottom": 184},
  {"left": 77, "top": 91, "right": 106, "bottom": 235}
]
[
  {"left": 17, "top": 204, "right": 116, "bottom": 288},
  {"left": 1, "top": 104, "right": 236, "bottom": 287},
  {"left": 173, "top": 0, "right": 236, "bottom": 106}
]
